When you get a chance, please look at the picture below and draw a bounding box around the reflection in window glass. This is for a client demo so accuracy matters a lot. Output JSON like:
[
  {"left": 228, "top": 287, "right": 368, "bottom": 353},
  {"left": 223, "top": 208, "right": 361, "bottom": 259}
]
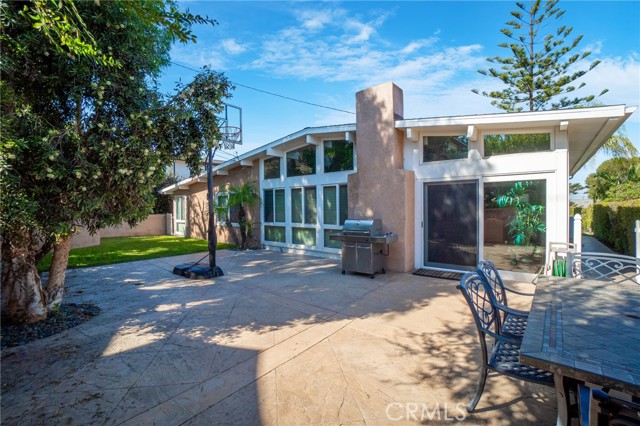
[
  {"left": 216, "top": 194, "right": 229, "bottom": 222},
  {"left": 324, "top": 140, "right": 353, "bottom": 173},
  {"left": 291, "top": 188, "right": 303, "bottom": 223},
  {"left": 422, "top": 136, "right": 468, "bottom": 162},
  {"left": 292, "top": 227, "right": 316, "bottom": 246},
  {"left": 287, "top": 146, "right": 316, "bottom": 177},
  {"left": 264, "top": 226, "right": 285, "bottom": 242},
  {"left": 339, "top": 185, "right": 348, "bottom": 225},
  {"left": 324, "top": 229, "right": 341, "bottom": 249},
  {"left": 484, "top": 133, "right": 550, "bottom": 156},
  {"left": 275, "top": 189, "right": 285, "bottom": 222},
  {"left": 324, "top": 186, "right": 337, "bottom": 225},
  {"left": 264, "top": 157, "right": 280, "bottom": 179},
  {"left": 263, "top": 190, "right": 273, "bottom": 222},
  {"left": 304, "top": 187, "right": 317, "bottom": 224},
  {"left": 483, "top": 180, "right": 546, "bottom": 273}
]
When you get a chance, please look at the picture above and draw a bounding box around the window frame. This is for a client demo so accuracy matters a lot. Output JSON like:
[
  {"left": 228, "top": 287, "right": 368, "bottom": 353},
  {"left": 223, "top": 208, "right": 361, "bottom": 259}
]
[
  {"left": 482, "top": 129, "right": 553, "bottom": 158},
  {"left": 215, "top": 192, "right": 240, "bottom": 226},
  {"left": 421, "top": 135, "right": 469, "bottom": 163},
  {"left": 323, "top": 139, "right": 354, "bottom": 173},
  {"left": 286, "top": 145, "right": 317, "bottom": 177},
  {"left": 174, "top": 195, "right": 187, "bottom": 236},
  {"left": 263, "top": 188, "right": 285, "bottom": 225},
  {"left": 323, "top": 184, "right": 348, "bottom": 249},
  {"left": 263, "top": 157, "right": 281, "bottom": 180}
]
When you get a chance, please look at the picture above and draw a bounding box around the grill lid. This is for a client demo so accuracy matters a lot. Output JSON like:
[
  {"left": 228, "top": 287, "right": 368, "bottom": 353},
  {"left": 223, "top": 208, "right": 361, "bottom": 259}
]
[{"left": 342, "top": 219, "right": 382, "bottom": 235}]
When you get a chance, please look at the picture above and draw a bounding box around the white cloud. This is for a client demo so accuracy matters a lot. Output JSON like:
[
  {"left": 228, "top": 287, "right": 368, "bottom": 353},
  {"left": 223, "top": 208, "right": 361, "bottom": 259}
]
[
  {"left": 170, "top": 44, "right": 226, "bottom": 69},
  {"left": 221, "top": 39, "right": 247, "bottom": 55},
  {"left": 296, "top": 9, "right": 341, "bottom": 30}
]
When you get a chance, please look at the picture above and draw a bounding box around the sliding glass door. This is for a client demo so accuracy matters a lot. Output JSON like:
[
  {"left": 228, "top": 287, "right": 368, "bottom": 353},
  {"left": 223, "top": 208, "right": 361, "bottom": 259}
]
[{"left": 424, "top": 181, "right": 479, "bottom": 269}]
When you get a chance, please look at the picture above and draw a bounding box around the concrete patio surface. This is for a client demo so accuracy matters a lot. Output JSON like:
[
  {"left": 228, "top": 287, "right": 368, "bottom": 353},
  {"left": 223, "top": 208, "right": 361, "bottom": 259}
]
[{"left": 1, "top": 250, "right": 556, "bottom": 425}]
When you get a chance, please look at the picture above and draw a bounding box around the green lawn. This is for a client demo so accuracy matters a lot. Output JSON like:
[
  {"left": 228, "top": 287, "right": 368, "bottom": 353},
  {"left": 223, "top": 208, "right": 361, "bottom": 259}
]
[{"left": 38, "top": 236, "right": 235, "bottom": 272}]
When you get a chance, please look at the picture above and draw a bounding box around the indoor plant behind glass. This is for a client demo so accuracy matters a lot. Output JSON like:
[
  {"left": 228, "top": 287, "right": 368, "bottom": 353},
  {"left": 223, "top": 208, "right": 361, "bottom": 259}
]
[{"left": 497, "top": 181, "right": 546, "bottom": 263}]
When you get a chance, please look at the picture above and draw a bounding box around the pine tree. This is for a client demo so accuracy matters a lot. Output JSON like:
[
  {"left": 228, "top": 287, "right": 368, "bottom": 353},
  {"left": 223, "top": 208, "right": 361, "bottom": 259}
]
[{"left": 473, "top": 0, "right": 607, "bottom": 112}]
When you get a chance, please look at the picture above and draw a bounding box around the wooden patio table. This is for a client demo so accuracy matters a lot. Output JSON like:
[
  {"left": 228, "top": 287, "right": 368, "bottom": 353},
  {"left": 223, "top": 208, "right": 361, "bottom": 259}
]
[{"left": 520, "top": 276, "right": 640, "bottom": 426}]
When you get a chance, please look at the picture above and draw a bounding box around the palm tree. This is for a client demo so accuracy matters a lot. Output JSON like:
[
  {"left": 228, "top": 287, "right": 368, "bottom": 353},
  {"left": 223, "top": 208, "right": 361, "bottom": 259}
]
[{"left": 228, "top": 181, "right": 260, "bottom": 249}]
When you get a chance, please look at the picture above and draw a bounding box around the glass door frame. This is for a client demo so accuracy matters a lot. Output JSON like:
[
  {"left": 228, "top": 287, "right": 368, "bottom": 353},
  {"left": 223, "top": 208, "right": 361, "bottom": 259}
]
[{"left": 422, "top": 179, "right": 481, "bottom": 271}]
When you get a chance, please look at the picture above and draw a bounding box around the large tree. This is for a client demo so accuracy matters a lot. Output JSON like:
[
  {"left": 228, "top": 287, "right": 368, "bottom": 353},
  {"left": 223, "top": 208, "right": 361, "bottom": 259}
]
[
  {"left": 473, "top": 0, "right": 606, "bottom": 112},
  {"left": 1, "top": 0, "right": 232, "bottom": 323}
]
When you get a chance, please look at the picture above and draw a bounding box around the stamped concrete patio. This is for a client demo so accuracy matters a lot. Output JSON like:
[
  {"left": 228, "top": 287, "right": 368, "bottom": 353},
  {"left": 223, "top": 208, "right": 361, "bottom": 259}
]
[{"left": 1, "top": 250, "right": 556, "bottom": 425}]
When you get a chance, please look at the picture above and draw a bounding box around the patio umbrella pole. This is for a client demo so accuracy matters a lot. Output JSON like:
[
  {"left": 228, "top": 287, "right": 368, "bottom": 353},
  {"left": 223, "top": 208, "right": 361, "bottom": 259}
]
[{"left": 207, "top": 145, "right": 224, "bottom": 277}]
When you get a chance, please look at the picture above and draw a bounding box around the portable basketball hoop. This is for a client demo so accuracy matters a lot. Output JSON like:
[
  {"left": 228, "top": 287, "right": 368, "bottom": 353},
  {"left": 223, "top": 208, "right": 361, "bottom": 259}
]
[{"left": 173, "top": 103, "right": 243, "bottom": 280}]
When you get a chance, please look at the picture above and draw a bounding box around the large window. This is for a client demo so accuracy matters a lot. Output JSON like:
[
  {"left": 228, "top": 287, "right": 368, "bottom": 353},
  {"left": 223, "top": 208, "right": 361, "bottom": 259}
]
[
  {"left": 287, "top": 146, "right": 316, "bottom": 177},
  {"left": 323, "top": 185, "right": 348, "bottom": 226},
  {"left": 174, "top": 196, "right": 186, "bottom": 235},
  {"left": 290, "top": 186, "right": 317, "bottom": 247},
  {"left": 263, "top": 189, "right": 285, "bottom": 223},
  {"left": 323, "top": 185, "right": 348, "bottom": 249},
  {"left": 324, "top": 140, "right": 353, "bottom": 173},
  {"left": 264, "top": 157, "right": 280, "bottom": 180},
  {"left": 483, "top": 179, "right": 546, "bottom": 273},
  {"left": 422, "top": 135, "right": 468, "bottom": 162},
  {"left": 291, "top": 187, "right": 317, "bottom": 225},
  {"left": 484, "top": 133, "right": 550, "bottom": 157}
]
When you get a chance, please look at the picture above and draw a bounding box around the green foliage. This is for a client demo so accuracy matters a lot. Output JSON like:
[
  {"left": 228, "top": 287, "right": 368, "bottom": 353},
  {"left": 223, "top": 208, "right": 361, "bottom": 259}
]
[
  {"left": 153, "top": 175, "right": 178, "bottom": 214},
  {"left": 581, "top": 205, "right": 593, "bottom": 234},
  {"left": 324, "top": 140, "right": 354, "bottom": 172},
  {"left": 484, "top": 133, "right": 550, "bottom": 156},
  {"left": 1, "top": 0, "right": 232, "bottom": 253},
  {"left": 227, "top": 181, "right": 260, "bottom": 248},
  {"left": 569, "top": 183, "right": 585, "bottom": 196},
  {"left": 496, "top": 181, "right": 546, "bottom": 246},
  {"left": 585, "top": 157, "right": 640, "bottom": 202},
  {"left": 583, "top": 201, "right": 640, "bottom": 255},
  {"left": 37, "top": 236, "right": 235, "bottom": 271},
  {"left": 473, "top": 0, "right": 606, "bottom": 112}
]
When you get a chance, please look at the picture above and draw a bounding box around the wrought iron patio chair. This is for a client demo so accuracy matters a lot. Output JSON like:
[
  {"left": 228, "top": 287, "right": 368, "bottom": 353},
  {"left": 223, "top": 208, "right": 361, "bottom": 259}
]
[
  {"left": 569, "top": 252, "right": 640, "bottom": 285},
  {"left": 457, "top": 272, "right": 554, "bottom": 412},
  {"left": 477, "top": 260, "right": 531, "bottom": 338},
  {"left": 578, "top": 384, "right": 640, "bottom": 426}
]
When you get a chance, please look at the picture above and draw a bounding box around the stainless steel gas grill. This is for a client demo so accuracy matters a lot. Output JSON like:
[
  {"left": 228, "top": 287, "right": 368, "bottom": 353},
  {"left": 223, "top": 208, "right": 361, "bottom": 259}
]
[{"left": 329, "top": 219, "right": 398, "bottom": 278}]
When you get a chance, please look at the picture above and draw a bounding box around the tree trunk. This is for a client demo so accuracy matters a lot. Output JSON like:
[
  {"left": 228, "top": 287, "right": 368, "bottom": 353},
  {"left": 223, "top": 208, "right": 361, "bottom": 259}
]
[
  {"left": 1, "top": 230, "right": 47, "bottom": 324},
  {"left": 45, "top": 234, "right": 72, "bottom": 309},
  {"left": 238, "top": 206, "right": 247, "bottom": 250}
]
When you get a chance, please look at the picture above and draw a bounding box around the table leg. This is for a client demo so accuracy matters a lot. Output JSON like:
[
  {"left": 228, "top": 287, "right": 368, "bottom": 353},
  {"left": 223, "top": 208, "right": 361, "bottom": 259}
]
[{"left": 554, "top": 373, "right": 569, "bottom": 426}]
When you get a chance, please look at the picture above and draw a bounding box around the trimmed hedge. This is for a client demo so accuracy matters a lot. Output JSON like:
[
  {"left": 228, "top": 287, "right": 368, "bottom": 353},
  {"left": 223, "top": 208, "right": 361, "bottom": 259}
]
[{"left": 579, "top": 200, "right": 640, "bottom": 255}]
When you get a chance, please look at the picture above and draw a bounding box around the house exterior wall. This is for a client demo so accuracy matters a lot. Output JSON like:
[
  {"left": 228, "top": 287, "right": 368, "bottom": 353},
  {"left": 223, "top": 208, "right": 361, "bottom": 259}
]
[
  {"left": 176, "top": 162, "right": 261, "bottom": 246},
  {"left": 160, "top": 84, "right": 632, "bottom": 279},
  {"left": 348, "top": 82, "right": 416, "bottom": 272},
  {"left": 259, "top": 128, "right": 356, "bottom": 258},
  {"left": 403, "top": 120, "right": 570, "bottom": 281}
]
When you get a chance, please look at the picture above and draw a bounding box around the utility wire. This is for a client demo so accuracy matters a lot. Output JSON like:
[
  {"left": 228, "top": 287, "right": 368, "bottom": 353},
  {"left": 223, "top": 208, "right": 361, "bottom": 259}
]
[{"left": 170, "top": 61, "right": 356, "bottom": 115}]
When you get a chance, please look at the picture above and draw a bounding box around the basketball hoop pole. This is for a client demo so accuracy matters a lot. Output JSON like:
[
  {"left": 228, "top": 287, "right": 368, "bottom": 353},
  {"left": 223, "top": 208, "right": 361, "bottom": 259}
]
[{"left": 207, "top": 144, "right": 224, "bottom": 277}]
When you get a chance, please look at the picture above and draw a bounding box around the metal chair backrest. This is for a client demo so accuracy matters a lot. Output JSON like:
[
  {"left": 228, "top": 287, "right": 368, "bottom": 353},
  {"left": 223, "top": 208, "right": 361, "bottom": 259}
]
[
  {"left": 457, "top": 272, "right": 499, "bottom": 346},
  {"left": 569, "top": 252, "right": 640, "bottom": 284},
  {"left": 477, "top": 260, "right": 508, "bottom": 306}
]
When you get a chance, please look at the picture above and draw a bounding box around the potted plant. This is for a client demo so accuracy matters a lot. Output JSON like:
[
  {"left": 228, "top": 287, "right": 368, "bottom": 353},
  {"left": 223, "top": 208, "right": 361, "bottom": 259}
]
[{"left": 497, "top": 181, "right": 546, "bottom": 262}]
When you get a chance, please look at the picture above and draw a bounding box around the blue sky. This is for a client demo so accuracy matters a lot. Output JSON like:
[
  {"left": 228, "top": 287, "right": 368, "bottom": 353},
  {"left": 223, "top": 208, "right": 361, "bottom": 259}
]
[{"left": 159, "top": 1, "right": 640, "bottom": 186}]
